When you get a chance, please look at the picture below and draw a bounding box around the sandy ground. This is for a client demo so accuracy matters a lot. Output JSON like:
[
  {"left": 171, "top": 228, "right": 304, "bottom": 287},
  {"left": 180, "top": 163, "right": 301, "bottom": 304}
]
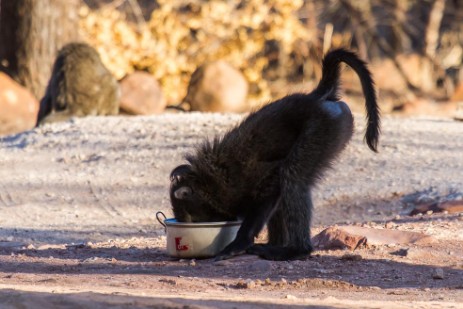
[{"left": 0, "top": 113, "right": 462, "bottom": 308}]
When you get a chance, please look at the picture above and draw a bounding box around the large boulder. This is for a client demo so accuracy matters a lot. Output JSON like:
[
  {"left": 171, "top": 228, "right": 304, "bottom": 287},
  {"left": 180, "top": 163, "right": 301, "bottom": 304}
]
[
  {"left": 119, "top": 71, "right": 166, "bottom": 115},
  {"left": 183, "top": 61, "right": 249, "bottom": 113},
  {"left": 450, "top": 81, "right": 463, "bottom": 102},
  {"left": 0, "top": 73, "right": 39, "bottom": 136}
]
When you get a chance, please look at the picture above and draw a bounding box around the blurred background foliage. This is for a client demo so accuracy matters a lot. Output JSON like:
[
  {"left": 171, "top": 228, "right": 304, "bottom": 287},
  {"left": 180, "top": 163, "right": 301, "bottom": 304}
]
[{"left": 79, "top": 0, "right": 463, "bottom": 112}]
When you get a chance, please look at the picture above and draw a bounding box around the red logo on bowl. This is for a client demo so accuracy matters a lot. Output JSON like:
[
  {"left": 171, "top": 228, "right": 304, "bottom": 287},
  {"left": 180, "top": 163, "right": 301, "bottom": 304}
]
[{"left": 175, "top": 237, "right": 189, "bottom": 251}]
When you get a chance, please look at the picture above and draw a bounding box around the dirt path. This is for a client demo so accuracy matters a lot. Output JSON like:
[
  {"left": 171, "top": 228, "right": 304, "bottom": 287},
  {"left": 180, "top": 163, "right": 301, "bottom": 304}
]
[{"left": 0, "top": 113, "right": 462, "bottom": 308}]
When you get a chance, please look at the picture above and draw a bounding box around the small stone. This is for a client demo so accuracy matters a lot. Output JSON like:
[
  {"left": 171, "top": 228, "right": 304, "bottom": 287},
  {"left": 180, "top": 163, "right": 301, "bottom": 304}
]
[
  {"left": 213, "top": 260, "right": 231, "bottom": 267},
  {"left": 236, "top": 279, "right": 255, "bottom": 289},
  {"left": 390, "top": 248, "right": 409, "bottom": 257},
  {"left": 159, "top": 278, "right": 177, "bottom": 286},
  {"left": 189, "top": 259, "right": 196, "bottom": 266},
  {"left": 312, "top": 227, "right": 367, "bottom": 250},
  {"left": 280, "top": 278, "right": 287, "bottom": 285},
  {"left": 65, "top": 243, "right": 86, "bottom": 249},
  {"left": 385, "top": 221, "right": 395, "bottom": 229},
  {"left": 245, "top": 279, "right": 256, "bottom": 289},
  {"left": 247, "top": 260, "right": 272, "bottom": 272},
  {"left": 432, "top": 268, "right": 444, "bottom": 279},
  {"left": 285, "top": 294, "right": 298, "bottom": 300},
  {"left": 341, "top": 253, "right": 362, "bottom": 261},
  {"left": 426, "top": 210, "right": 433, "bottom": 215}
]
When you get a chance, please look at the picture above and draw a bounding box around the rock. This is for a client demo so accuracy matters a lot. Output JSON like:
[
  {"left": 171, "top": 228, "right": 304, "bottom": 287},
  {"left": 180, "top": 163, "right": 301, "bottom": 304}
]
[
  {"left": 432, "top": 268, "right": 444, "bottom": 280},
  {"left": 339, "top": 226, "right": 435, "bottom": 246},
  {"left": 184, "top": 61, "right": 249, "bottom": 112},
  {"left": 236, "top": 279, "right": 256, "bottom": 289},
  {"left": 340, "top": 253, "right": 362, "bottom": 261},
  {"left": 390, "top": 248, "right": 409, "bottom": 257},
  {"left": 455, "top": 102, "right": 463, "bottom": 121},
  {"left": 450, "top": 82, "right": 463, "bottom": 102},
  {"left": 245, "top": 279, "right": 256, "bottom": 289},
  {"left": 393, "top": 97, "right": 456, "bottom": 117},
  {"left": 312, "top": 226, "right": 367, "bottom": 250},
  {"left": 65, "top": 242, "right": 87, "bottom": 249},
  {"left": 0, "top": 73, "right": 39, "bottom": 136},
  {"left": 246, "top": 260, "right": 272, "bottom": 272},
  {"left": 119, "top": 71, "right": 166, "bottom": 115},
  {"left": 213, "top": 260, "right": 231, "bottom": 267},
  {"left": 409, "top": 200, "right": 463, "bottom": 216},
  {"left": 313, "top": 226, "right": 435, "bottom": 251},
  {"left": 159, "top": 278, "right": 177, "bottom": 286}
]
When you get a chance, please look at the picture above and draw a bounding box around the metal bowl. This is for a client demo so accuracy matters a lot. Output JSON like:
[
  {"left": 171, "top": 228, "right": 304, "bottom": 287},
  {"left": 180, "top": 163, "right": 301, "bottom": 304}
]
[{"left": 156, "top": 212, "right": 241, "bottom": 259}]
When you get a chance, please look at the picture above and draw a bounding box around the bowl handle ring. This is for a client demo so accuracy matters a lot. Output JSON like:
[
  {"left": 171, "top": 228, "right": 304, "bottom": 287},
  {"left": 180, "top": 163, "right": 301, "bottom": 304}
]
[{"left": 156, "top": 211, "right": 167, "bottom": 232}]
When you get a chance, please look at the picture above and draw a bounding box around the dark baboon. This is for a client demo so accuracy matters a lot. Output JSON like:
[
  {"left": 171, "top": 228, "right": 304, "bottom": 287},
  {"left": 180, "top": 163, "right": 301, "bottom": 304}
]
[
  {"left": 170, "top": 48, "right": 380, "bottom": 261},
  {"left": 36, "top": 42, "right": 120, "bottom": 126}
]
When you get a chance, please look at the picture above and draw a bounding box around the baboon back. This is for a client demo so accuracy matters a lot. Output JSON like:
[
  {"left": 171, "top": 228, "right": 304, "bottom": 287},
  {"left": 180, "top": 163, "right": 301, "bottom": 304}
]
[{"left": 169, "top": 48, "right": 380, "bottom": 261}]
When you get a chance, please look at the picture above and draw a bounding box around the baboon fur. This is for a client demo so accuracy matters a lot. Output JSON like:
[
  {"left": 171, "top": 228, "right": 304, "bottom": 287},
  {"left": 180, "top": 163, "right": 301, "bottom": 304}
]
[
  {"left": 170, "top": 48, "right": 381, "bottom": 261},
  {"left": 36, "top": 42, "right": 119, "bottom": 126}
]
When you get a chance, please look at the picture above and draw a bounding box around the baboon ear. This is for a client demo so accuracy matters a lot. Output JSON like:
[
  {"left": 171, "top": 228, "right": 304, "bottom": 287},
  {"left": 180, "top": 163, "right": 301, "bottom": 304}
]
[
  {"left": 174, "top": 186, "right": 192, "bottom": 199},
  {"left": 170, "top": 164, "right": 192, "bottom": 182}
]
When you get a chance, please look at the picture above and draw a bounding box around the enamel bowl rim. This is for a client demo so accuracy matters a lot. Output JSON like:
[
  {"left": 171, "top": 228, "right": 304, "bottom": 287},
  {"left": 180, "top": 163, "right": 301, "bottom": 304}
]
[{"left": 163, "top": 218, "right": 242, "bottom": 228}]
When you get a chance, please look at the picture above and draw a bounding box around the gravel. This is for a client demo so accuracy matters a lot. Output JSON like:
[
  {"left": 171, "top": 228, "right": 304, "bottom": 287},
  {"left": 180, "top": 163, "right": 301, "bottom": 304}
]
[{"left": 0, "top": 113, "right": 462, "bottom": 245}]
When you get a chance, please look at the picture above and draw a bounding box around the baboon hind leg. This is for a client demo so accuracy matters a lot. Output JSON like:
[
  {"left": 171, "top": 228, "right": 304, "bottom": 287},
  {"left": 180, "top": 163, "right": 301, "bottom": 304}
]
[
  {"left": 248, "top": 106, "right": 353, "bottom": 260},
  {"left": 247, "top": 187, "right": 314, "bottom": 261}
]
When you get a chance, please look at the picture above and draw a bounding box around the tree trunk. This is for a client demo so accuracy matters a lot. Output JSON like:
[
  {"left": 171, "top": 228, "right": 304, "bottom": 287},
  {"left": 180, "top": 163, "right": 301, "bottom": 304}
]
[{"left": 0, "top": 0, "right": 80, "bottom": 100}]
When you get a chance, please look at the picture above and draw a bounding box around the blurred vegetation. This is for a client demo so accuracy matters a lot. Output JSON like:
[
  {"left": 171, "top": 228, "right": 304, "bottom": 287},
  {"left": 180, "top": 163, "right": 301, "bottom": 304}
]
[{"left": 79, "top": 0, "right": 463, "bottom": 110}]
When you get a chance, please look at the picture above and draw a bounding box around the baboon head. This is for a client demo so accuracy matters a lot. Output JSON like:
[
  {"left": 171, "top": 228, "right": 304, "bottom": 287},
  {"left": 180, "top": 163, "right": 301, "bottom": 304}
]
[{"left": 169, "top": 164, "right": 234, "bottom": 222}]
